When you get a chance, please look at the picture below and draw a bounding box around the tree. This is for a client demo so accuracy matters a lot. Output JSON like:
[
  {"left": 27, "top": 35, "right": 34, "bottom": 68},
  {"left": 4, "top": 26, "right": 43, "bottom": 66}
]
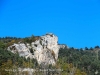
[
  {"left": 95, "top": 46, "right": 99, "bottom": 49},
  {"left": 90, "top": 47, "right": 93, "bottom": 50},
  {"left": 0, "top": 60, "right": 14, "bottom": 75},
  {"left": 0, "top": 42, "right": 5, "bottom": 49},
  {"left": 85, "top": 47, "right": 89, "bottom": 50},
  {"left": 80, "top": 48, "right": 83, "bottom": 51},
  {"left": 31, "top": 35, "right": 35, "bottom": 41}
]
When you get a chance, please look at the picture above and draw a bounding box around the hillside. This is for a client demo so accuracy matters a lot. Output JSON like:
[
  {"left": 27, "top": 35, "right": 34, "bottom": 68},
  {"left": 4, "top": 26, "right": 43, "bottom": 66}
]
[
  {"left": 59, "top": 47, "right": 100, "bottom": 75},
  {"left": 0, "top": 33, "right": 100, "bottom": 75}
]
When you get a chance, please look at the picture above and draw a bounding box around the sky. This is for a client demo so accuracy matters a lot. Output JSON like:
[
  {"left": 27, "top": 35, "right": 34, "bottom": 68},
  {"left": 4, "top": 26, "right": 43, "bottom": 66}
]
[{"left": 0, "top": 0, "right": 100, "bottom": 48}]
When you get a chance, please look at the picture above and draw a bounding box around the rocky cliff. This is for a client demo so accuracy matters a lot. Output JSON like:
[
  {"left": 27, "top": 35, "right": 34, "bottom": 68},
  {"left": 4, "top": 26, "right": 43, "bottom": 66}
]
[{"left": 7, "top": 33, "right": 60, "bottom": 65}]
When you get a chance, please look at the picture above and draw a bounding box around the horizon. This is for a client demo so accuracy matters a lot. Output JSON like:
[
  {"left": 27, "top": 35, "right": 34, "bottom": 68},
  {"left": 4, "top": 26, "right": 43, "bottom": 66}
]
[
  {"left": 0, "top": 0, "right": 100, "bottom": 48},
  {"left": 0, "top": 33, "right": 99, "bottom": 49}
]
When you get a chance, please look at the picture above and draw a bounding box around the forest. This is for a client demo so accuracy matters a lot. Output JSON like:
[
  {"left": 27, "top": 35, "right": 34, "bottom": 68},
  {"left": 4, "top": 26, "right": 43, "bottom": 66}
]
[{"left": 0, "top": 36, "right": 100, "bottom": 75}]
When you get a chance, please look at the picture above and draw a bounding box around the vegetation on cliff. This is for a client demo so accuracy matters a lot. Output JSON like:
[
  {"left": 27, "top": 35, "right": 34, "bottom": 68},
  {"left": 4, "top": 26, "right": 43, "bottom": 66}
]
[{"left": 0, "top": 36, "right": 100, "bottom": 75}]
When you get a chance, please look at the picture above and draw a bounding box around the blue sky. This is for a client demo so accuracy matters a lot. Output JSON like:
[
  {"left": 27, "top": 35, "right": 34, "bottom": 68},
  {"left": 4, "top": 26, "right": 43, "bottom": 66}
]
[{"left": 0, "top": 0, "right": 100, "bottom": 48}]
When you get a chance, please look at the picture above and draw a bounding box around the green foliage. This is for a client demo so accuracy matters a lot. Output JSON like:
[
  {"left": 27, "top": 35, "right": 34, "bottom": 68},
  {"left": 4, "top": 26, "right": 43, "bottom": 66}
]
[
  {"left": 23, "top": 35, "right": 37, "bottom": 44},
  {"left": 0, "top": 42, "right": 6, "bottom": 49},
  {"left": 85, "top": 47, "right": 89, "bottom": 50},
  {"left": 59, "top": 47, "right": 100, "bottom": 75},
  {"left": 90, "top": 47, "right": 93, "bottom": 50},
  {"left": 95, "top": 45, "right": 100, "bottom": 48},
  {"left": 0, "top": 36, "right": 100, "bottom": 75}
]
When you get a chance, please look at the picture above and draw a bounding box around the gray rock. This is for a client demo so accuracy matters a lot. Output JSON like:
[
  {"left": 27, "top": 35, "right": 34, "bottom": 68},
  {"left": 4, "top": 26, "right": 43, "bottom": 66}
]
[{"left": 7, "top": 33, "right": 60, "bottom": 65}]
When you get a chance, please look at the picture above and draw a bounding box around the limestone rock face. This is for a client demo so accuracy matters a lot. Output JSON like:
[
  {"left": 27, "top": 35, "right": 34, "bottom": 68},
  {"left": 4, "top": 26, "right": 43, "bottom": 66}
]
[
  {"left": 58, "top": 44, "right": 66, "bottom": 49},
  {"left": 58, "top": 44, "right": 69, "bottom": 49},
  {"left": 8, "top": 33, "right": 59, "bottom": 65}
]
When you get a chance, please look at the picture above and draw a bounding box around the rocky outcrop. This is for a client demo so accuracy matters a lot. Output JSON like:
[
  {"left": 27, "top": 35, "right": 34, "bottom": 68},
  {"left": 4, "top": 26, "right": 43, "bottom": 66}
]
[
  {"left": 8, "top": 33, "right": 59, "bottom": 65},
  {"left": 58, "top": 44, "right": 66, "bottom": 49}
]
